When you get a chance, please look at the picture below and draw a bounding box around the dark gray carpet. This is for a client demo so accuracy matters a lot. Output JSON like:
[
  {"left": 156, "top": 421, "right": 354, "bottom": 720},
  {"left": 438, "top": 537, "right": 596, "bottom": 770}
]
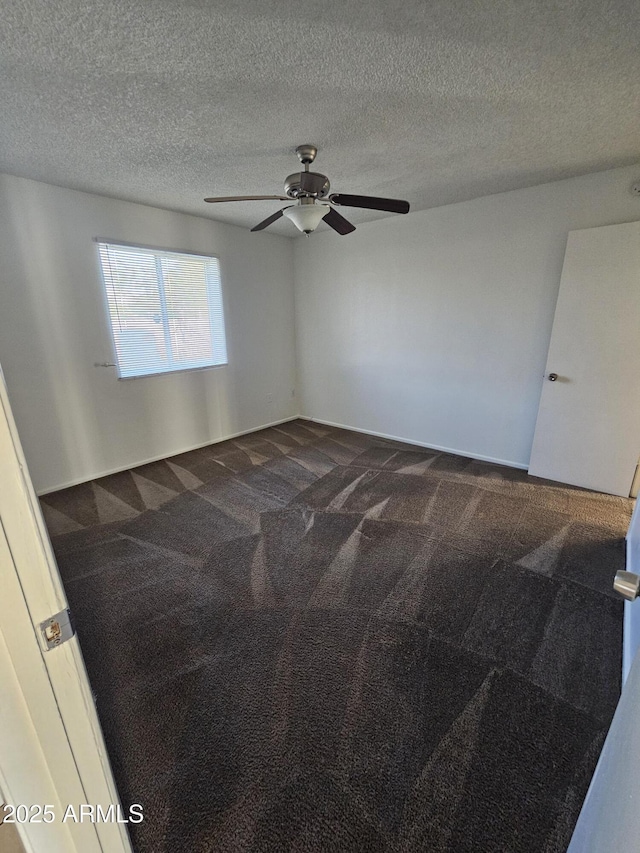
[{"left": 42, "top": 420, "right": 632, "bottom": 852}]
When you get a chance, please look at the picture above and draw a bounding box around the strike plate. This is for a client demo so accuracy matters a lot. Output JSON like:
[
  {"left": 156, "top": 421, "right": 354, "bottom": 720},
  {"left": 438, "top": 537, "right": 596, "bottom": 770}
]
[{"left": 40, "top": 609, "right": 75, "bottom": 650}]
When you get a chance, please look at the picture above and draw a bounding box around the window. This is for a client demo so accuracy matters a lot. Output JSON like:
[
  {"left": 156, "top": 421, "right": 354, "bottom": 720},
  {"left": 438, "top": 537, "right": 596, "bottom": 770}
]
[{"left": 97, "top": 242, "right": 227, "bottom": 379}]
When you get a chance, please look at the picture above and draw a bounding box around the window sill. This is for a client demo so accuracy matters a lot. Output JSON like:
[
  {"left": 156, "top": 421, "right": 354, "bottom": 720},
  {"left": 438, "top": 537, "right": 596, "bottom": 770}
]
[{"left": 116, "top": 362, "right": 228, "bottom": 380}]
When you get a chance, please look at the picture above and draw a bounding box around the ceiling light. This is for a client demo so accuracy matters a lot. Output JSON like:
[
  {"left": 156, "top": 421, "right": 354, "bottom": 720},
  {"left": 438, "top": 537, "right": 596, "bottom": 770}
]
[{"left": 283, "top": 204, "right": 328, "bottom": 234}]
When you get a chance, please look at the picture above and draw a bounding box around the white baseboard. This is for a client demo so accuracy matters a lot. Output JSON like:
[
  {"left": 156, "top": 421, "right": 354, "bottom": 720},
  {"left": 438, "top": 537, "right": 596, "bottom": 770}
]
[
  {"left": 39, "top": 412, "right": 529, "bottom": 495},
  {"left": 300, "top": 415, "right": 529, "bottom": 471},
  {"left": 37, "top": 414, "right": 301, "bottom": 496}
]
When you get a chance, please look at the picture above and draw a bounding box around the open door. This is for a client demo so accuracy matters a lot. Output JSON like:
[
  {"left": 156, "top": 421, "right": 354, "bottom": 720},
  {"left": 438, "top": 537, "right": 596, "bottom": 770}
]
[
  {"left": 529, "top": 220, "right": 640, "bottom": 496},
  {"left": 0, "top": 366, "right": 133, "bottom": 853},
  {"left": 567, "top": 638, "right": 640, "bottom": 852}
]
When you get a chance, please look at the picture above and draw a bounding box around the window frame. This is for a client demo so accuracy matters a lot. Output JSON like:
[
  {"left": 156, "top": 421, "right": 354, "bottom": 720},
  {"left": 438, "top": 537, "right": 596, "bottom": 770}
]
[{"left": 94, "top": 238, "right": 228, "bottom": 381}]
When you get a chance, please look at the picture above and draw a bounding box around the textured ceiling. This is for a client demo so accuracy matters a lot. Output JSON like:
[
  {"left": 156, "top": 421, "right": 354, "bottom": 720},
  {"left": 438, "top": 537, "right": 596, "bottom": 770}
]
[{"left": 1, "top": 0, "right": 639, "bottom": 237}]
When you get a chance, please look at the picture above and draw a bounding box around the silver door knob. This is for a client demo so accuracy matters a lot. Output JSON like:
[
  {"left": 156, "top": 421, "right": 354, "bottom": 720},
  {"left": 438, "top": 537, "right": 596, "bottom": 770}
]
[
  {"left": 548, "top": 373, "right": 558, "bottom": 381},
  {"left": 614, "top": 571, "right": 640, "bottom": 601}
]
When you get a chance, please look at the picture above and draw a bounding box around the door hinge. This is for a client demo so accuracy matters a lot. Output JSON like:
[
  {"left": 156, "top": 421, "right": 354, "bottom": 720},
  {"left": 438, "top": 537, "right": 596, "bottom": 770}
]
[{"left": 39, "top": 609, "right": 75, "bottom": 651}]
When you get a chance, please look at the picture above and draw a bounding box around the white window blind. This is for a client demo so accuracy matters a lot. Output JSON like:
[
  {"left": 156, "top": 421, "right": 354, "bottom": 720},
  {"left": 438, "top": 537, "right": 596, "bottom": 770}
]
[{"left": 97, "top": 242, "right": 227, "bottom": 379}]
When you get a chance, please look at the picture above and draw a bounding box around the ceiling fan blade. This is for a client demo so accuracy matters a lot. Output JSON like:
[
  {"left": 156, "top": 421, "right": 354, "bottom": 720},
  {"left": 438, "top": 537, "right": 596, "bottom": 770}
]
[
  {"left": 329, "top": 193, "right": 410, "bottom": 214},
  {"left": 322, "top": 207, "right": 356, "bottom": 235},
  {"left": 204, "top": 195, "right": 290, "bottom": 203},
  {"left": 250, "top": 207, "right": 292, "bottom": 232}
]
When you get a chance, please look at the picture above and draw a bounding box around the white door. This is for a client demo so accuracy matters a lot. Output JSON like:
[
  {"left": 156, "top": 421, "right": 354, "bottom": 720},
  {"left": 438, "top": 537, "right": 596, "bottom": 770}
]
[
  {"left": 0, "top": 366, "right": 133, "bottom": 853},
  {"left": 567, "top": 641, "right": 640, "bottom": 852},
  {"left": 529, "top": 220, "right": 640, "bottom": 496}
]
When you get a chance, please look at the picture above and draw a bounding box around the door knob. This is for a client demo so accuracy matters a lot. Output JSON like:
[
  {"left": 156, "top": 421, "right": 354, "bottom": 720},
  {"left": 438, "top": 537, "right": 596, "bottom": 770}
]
[
  {"left": 614, "top": 570, "right": 640, "bottom": 601},
  {"left": 548, "top": 373, "right": 558, "bottom": 381}
]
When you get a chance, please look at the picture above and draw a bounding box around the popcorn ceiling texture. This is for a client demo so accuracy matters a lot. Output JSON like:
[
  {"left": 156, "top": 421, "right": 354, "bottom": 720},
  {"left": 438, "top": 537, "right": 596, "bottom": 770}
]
[{"left": 1, "top": 0, "right": 639, "bottom": 236}]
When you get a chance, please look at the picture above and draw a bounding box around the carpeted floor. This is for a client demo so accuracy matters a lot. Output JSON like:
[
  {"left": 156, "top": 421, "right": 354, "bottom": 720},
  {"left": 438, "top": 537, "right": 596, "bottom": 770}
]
[{"left": 41, "top": 419, "right": 632, "bottom": 853}]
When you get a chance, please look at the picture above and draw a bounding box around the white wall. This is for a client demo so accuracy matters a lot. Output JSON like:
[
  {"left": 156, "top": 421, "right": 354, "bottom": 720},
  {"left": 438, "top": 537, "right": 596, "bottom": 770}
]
[
  {"left": 0, "top": 174, "right": 297, "bottom": 493},
  {"left": 295, "top": 164, "right": 640, "bottom": 467},
  {"left": 3, "top": 165, "right": 640, "bottom": 492}
]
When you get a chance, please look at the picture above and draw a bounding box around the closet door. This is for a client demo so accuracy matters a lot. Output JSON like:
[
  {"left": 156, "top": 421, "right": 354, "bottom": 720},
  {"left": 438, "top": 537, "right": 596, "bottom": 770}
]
[{"left": 529, "top": 220, "right": 640, "bottom": 496}]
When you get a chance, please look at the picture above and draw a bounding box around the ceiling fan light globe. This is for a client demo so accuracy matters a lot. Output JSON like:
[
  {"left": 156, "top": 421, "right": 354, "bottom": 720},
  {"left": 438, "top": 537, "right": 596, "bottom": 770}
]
[{"left": 283, "top": 205, "right": 327, "bottom": 233}]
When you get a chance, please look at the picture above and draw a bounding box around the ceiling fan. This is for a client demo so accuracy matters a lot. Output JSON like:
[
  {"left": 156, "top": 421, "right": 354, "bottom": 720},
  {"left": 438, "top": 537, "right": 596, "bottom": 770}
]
[{"left": 204, "top": 145, "right": 410, "bottom": 235}]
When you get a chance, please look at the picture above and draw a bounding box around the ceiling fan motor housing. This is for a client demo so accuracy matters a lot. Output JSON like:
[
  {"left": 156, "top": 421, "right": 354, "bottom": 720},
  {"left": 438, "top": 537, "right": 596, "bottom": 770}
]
[{"left": 284, "top": 171, "right": 330, "bottom": 199}]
